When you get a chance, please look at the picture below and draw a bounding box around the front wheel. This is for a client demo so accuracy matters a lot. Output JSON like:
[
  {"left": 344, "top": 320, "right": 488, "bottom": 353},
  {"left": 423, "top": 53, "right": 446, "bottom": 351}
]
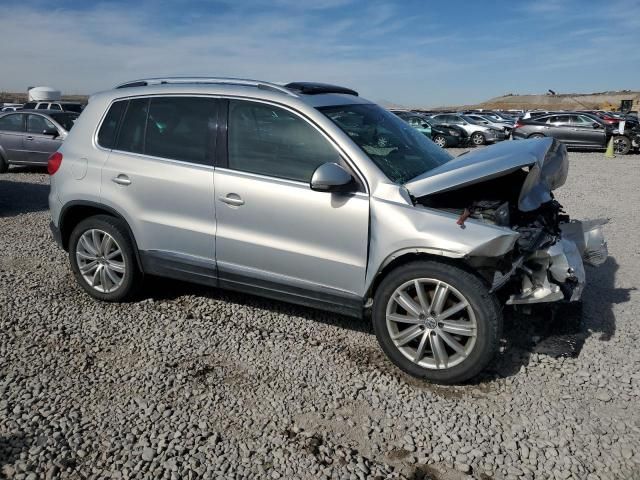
[
  {"left": 613, "top": 135, "right": 631, "bottom": 155},
  {"left": 372, "top": 261, "right": 501, "bottom": 384},
  {"left": 69, "top": 215, "right": 141, "bottom": 301},
  {"left": 433, "top": 134, "right": 447, "bottom": 148},
  {"left": 471, "top": 132, "right": 486, "bottom": 146}
]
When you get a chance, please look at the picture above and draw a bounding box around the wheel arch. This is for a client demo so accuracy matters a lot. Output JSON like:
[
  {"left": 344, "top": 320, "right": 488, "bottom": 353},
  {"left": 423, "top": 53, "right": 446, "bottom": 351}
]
[
  {"left": 59, "top": 201, "right": 143, "bottom": 270},
  {"left": 365, "top": 250, "right": 490, "bottom": 303}
]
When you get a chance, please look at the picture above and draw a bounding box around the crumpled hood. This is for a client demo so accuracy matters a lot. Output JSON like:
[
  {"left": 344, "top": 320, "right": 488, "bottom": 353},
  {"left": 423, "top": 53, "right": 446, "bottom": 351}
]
[{"left": 405, "top": 137, "right": 568, "bottom": 212}]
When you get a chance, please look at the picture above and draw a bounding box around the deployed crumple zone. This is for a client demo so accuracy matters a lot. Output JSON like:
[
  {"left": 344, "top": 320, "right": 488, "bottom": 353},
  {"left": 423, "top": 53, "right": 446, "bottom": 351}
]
[{"left": 403, "top": 138, "right": 607, "bottom": 305}]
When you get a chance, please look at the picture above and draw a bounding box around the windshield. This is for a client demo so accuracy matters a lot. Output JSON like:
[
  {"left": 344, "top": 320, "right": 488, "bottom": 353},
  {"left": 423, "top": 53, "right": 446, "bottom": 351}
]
[
  {"left": 50, "top": 113, "right": 79, "bottom": 131},
  {"left": 318, "top": 104, "right": 452, "bottom": 184}
]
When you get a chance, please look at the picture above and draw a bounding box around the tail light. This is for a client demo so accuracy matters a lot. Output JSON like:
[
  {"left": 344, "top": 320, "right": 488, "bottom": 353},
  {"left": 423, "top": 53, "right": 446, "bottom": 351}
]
[
  {"left": 514, "top": 120, "right": 524, "bottom": 129},
  {"left": 47, "top": 152, "right": 63, "bottom": 175}
]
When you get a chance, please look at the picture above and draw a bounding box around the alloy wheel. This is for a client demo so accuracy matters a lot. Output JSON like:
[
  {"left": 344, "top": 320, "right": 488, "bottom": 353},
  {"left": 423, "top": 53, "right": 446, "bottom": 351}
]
[
  {"left": 613, "top": 136, "right": 630, "bottom": 154},
  {"left": 385, "top": 278, "right": 477, "bottom": 370},
  {"left": 434, "top": 136, "right": 446, "bottom": 148},
  {"left": 471, "top": 133, "right": 484, "bottom": 145},
  {"left": 76, "top": 229, "right": 126, "bottom": 293}
]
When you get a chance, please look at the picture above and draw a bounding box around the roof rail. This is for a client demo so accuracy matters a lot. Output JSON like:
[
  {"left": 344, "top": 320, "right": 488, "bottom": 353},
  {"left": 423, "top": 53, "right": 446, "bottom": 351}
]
[{"left": 114, "top": 77, "right": 298, "bottom": 97}]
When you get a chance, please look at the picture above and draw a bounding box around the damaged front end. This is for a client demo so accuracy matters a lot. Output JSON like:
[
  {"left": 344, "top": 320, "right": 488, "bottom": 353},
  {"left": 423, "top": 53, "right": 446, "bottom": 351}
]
[{"left": 405, "top": 138, "right": 608, "bottom": 305}]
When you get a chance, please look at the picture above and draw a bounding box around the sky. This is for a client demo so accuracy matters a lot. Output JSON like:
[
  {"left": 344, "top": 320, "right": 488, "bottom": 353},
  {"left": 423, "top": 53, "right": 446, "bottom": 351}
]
[{"left": 1, "top": 0, "right": 639, "bottom": 107}]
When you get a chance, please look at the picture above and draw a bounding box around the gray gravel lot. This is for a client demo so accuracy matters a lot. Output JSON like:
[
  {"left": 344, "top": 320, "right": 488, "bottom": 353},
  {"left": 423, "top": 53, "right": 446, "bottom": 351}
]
[{"left": 1, "top": 150, "right": 639, "bottom": 480}]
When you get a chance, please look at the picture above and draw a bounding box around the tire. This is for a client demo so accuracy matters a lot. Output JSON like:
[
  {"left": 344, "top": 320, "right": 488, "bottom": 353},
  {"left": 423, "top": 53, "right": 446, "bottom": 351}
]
[
  {"left": 0, "top": 155, "right": 8, "bottom": 174},
  {"left": 433, "top": 135, "right": 447, "bottom": 148},
  {"left": 471, "top": 132, "right": 486, "bottom": 146},
  {"left": 613, "top": 135, "right": 631, "bottom": 155},
  {"left": 69, "top": 214, "right": 141, "bottom": 302},
  {"left": 372, "top": 261, "right": 502, "bottom": 384},
  {"left": 528, "top": 133, "right": 545, "bottom": 139}
]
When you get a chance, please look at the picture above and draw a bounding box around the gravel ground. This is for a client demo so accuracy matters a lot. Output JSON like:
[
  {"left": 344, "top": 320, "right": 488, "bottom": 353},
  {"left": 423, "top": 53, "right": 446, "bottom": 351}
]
[{"left": 1, "top": 150, "right": 639, "bottom": 480}]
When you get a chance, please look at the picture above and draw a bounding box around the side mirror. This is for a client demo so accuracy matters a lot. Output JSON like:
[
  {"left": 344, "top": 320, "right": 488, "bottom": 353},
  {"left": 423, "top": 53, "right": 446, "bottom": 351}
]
[
  {"left": 310, "top": 162, "right": 354, "bottom": 193},
  {"left": 43, "top": 127, "right": 59, "bottom": 137}
]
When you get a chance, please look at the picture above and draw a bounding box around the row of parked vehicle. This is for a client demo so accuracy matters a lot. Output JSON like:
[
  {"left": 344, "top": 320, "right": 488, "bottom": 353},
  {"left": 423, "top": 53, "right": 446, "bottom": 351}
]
[
  {"left": 392, "top": 108, "right": 640, "bottom": 154},
  {"left": 1, "top": 101, "right": 84, "bottom": 113}
]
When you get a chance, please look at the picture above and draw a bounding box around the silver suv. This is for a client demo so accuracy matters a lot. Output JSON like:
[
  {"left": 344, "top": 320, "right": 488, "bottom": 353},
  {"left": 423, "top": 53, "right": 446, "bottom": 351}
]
[{"left": 49, "top": 77, "right": 608, "bottom": 383}]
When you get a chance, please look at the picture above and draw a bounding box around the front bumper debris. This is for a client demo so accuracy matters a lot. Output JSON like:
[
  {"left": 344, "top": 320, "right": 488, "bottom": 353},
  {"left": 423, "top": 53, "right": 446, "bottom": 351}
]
[{"left": 503, "top": 219, "right": 608, "bottom": 305}]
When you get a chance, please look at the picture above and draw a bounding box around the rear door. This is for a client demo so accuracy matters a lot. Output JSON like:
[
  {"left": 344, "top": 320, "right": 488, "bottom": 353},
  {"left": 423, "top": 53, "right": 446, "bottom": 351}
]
[
  {"left": 545, "top": 115, "right": 575, "bottom": 144},
  {"left": 0, "top": 113, "right": 26, "bottom": 162},
  {"left": 24, "top": 114, "right": 63, "bottom": 164},
  {"left": 100, "top": 96, "right": 218, "bottom": 281}
]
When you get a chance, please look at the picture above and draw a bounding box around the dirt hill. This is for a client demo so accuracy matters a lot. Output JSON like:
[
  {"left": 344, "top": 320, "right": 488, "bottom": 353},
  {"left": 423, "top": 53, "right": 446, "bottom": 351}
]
[{"left": 435, "top": 90, "right": 640, "bottom": 111}]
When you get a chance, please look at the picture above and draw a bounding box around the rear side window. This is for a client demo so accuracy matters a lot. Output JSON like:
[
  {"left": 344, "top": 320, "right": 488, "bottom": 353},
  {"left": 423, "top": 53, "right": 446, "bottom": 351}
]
[
  {"left": 227, "top": 100, "right": 337, "bottom": 182},
  {"left": 49, "top": 104, "right": 62, "bottom": 111},
  {"left": 145, "top": 97, "right": 217, "bottom": 165},
  {"left": 97, "top": 101, "right": 127, "bottom": 149},
  {"left": 22, "top": 102, "right": 37, "bottom": 109},
  {"left": 0, "top": 114, "right": 25, "bottom": 132},
  {"left": 116, "top": 98, "right": 149, "bottom": 154}
]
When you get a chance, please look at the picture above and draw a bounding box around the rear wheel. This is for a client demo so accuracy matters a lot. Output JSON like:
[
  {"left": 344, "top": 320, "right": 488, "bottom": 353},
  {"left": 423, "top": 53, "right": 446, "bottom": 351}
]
[
  {"left": 433, "top": 135, "right": 447, "bottom": 148},
  {"left": 372, "top": 261, "right": 501, "bottom": 384},
  {"left": 69, "top": 215, "right": 141, "bottom": 301},
  {"left": 613, "top": 135, "right": 631, "bottom": 155},
  {"left": 529, "top": 133, "right": 545, "bottom": 139},
  {"left": 471, "top": 132, "right": 486, "bottom": 146}
]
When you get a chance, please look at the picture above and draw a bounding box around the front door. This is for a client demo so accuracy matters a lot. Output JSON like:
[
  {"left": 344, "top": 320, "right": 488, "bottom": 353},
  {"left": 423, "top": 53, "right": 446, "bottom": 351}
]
[
  {"left": 100, "top": 96, "right": 218, "bottom": 279},
  {"left": 214, "top": 99, "right": 369, "bottom": 312},
  {"left": 569, "top": 115, "right": 606, "bottom": 147},
  {"left": 24, "top": 114, "right": 63, "bottom": 164}
]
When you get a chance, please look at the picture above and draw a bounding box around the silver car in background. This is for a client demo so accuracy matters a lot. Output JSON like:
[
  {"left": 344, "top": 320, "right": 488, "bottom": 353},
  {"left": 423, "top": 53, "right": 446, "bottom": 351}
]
[
  {"left": 429, "top": 113, "right": 505, "bottom": 145},
  {"left": 48, "top": 78, "right": 607, "bottom": 383},
  {"left": 0, "top": 110, "right": 78, "bottom": 173}
]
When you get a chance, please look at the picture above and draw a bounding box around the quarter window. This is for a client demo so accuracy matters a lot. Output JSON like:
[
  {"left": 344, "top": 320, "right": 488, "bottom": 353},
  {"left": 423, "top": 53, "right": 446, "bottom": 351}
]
[
  {"left": 0, "top": 114, "right": 24, "bottom": 132},
  {"left": 227, "top": 100, "right": 337, "bottom": 182},
  {"left": 97, "top": 101, "right": 127, "bottom": 149},
  {"left": 116, "top": 98, "right": 150, "bottom": 154}
]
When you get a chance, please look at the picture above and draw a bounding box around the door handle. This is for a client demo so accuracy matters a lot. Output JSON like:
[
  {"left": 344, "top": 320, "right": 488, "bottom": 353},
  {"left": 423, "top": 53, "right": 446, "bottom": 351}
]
[
  {"left": 218, "top": 194, "right": 244, "bottom": 206},
  {"left": 112, "top": 174, "right": 131, "bottom": 186}
]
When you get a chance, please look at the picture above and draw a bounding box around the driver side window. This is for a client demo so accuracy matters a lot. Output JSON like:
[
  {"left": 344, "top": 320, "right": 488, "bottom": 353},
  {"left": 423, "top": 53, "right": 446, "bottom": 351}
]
[
  {"left": 27, "top": 115, "right": 56, "bottom": 134},
  {"left": 228, "top": 100, "right": 338, "bottom": 182}
]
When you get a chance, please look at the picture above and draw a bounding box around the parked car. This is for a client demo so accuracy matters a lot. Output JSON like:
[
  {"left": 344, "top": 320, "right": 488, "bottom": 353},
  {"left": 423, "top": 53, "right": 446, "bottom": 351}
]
[
  {"left": 512, "top": 112, "right": 633, "bottom": 154},
  {"left": 1, "top": 104, "right": 23, "bottom": 112},
  {"left": 49, "top": 77, "right": 607, "bottom": 384},
  {"left": 430, "top": 113, "right": 505, "bottom": 145},
  {"left": 394, "top": 112, "right": 468, "bottom": 148},
  {"left": 21, "top": 102, "right": 84, "bottom": 113},
  {"left": 464, "top": 114, "right": 513, "bottom": 137},
  {"left": 0, "top": 110, "right": 78, "bottom": 172}
]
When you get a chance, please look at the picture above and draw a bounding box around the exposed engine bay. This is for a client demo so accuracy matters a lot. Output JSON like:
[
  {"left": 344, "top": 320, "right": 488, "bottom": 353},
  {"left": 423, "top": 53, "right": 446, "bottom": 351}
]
[{"left": 409, "top": 139, "right": 608, "bottom": 305}]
